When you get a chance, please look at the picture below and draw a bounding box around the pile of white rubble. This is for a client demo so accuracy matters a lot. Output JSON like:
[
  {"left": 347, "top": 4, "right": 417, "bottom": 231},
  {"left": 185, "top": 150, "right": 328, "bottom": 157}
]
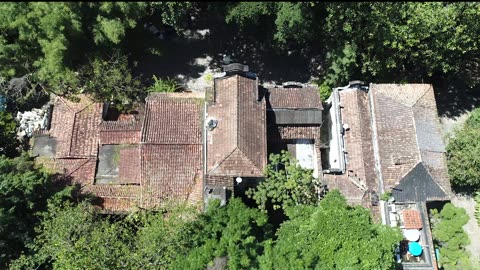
[{"left": 15, "top": 103, "right": 50, "bottom": 140}]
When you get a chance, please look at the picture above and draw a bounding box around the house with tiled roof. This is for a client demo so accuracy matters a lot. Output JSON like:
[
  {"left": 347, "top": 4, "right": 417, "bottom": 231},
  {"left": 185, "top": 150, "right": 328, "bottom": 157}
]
[
  {"left": 323, "top": 82, "right": 451, "bottom": 270},
  {"left": 31, "top": 63, "right": 449, "bottom": 269},
  {"left": 32, "top": 67, "right": 324, "bottom": 212},
  {"left": 33, "top": 92, "right": 205, "bottom": 212}
]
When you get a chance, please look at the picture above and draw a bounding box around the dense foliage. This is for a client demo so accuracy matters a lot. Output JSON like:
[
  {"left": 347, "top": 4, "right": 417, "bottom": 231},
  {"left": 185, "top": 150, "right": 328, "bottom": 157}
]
[
  {"left": 0, "top": 155, "right": 72, "bottom": 269},
  {"left": 0, "top": 111, "right": 18, "bottom": 157},
  {"left": 11, "top": 198, "right": 270, "bottom": 270},
  {"left": 446, "top": 108, "right": 480, "bottom": 190},
  {"left": 226, "top": 2, "right": 480, "bottom": 96},
  {"left": 259, "top": 190, "right": 403, "bottom": 270},
  {"left": 0, "top": 2, "right": 194, "bottom": 111},
  {"left": 430, "top": 203, "right": 473, "bottom": 270},
  {"left": 246, "top": 150, "right": 321, "bottom": 211}
]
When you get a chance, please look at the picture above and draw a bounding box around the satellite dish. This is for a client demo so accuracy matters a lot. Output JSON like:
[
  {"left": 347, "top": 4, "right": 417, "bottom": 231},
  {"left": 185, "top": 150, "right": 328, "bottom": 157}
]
[{"left": 235, "top": 177, "right": 242, "bottom": 184}]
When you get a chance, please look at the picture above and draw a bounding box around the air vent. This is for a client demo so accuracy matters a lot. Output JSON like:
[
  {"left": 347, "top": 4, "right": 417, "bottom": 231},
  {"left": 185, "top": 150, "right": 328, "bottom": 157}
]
[
  {"left": 223, "top": 63, "right": 249, "bottom": 74},
  {"left": 348, "top": 80, "right": 365, "bottom": 89},
  {"left": 206, "top": 117, "right": 218, "bottom": 131},
  {"left": 282, "top": 81, "right": 303, "bottom": 88}
]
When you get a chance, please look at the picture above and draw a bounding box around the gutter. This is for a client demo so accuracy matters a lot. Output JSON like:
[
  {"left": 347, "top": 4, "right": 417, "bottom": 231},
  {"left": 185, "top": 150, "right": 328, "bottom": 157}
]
[{"left": 367, "top": 83, "right": 388, "bottom": 225}]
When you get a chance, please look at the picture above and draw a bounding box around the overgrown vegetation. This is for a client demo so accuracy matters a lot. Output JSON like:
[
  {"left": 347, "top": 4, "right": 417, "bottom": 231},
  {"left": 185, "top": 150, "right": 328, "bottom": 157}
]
[
  {"left": 259, "top": 190, "right": 403, "bottom": 270},
  {"left": 246, "top": 150, "right": 321, "bottom": 212},
  {"left": 147, "top": 75, "right": 179, "bottom": 93},
  {"left": 446, "top": 108, "right": 480, "bottom": 191},
  {"left": 430, "top": 203, "right": 473, "bottom": 270},
  {"left": 0, "top": 154, "right": 73, "bottom": 269}
]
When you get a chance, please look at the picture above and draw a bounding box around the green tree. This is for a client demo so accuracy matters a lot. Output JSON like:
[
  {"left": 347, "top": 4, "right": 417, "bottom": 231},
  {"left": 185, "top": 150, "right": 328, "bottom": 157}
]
[
  {"left": 173, "top": 198, "right": 271, "bottom": 270},
  {"left": 80, "top": 52, "right": 144, "bottom": 111},
  {"left": 0, "top": 111, "right": 18, "bottom": 157},
  {"left": 0, "top": 2, "right": 149, "bottom": 98},
  {"left": 446, "top": 108, "right": 480, "bottom": 190},
  {"left": 430, "top": 203, "right": 472, "bottom": 270},
  {"left": 323, "top": 2, "right": 480, "bottom": 86},
  {"left": 225, "top": 2, "right": 317, "bottom": 46},
  {"left": 150, "top": 2, "right": 193, "bottom": 32},
  {"left": 247, "top": 150, "right": 321, "bottom": 211},
  {"left": 259, "top": 189, "right": 403, "bottom": 270},
  {"left": 130, "top": 203, "right": 199, "bottom": 269},
  {"left": 11, "top": 202, "right": 135, "bottom": 270},
  {"left": 0, "top": 154, "right": 72, "bottom": 269}
]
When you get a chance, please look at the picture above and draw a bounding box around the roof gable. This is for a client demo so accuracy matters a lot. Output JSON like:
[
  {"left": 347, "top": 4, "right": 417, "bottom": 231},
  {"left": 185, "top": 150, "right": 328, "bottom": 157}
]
[
  {"left": 207, "top": 75, "right": 266, "bottom": 177},
  {"left": 392, "top": 162, "right": 448, "bottom": 202},
  {"left": 209, "top": 148, "right": 263, "bottom": 176}
]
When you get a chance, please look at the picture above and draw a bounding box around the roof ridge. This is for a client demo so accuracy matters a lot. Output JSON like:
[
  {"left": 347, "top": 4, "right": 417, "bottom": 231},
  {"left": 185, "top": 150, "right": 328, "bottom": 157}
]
[
  {"left": 410, "top": 84, "right": 432, "bottom": 108},
  {"left": 57, "top": 96, "right": 76, "bottom": 113},
  {"left": 397, "top": 161, "right": 422, "bottom": 184},
  {"left": 208, "top": 147, "right": 238, "bottom": 175},
  {"left": 67, "top": 112, "right": 78, "bottom": 156},
  {"left": 57, "top": 158, "right": 91, "bottom": 178},
  {"left": 140, "top": 101, "right": 150, "bottom": 142}
]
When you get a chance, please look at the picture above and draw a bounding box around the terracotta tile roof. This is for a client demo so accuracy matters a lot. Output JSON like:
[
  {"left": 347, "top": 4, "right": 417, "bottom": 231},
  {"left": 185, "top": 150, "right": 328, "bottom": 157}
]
[
  {"left": 370, "top": 84, "right": 451, "bottom": 197},
  {"left": 266, "top": 87, "right": 323, "bottom": 109},
  {"left": 84, "top": 184, "right": 142, "bottom": 198},
  {"left": 51, "top": 158, "right": 97, "bottom": 185},
  {"left": 41, "top": 91, "right": 206, "bottom": 212},
  {"left": 142, "top": 93, "right": 203, "bottom": 144},
  {"left": 402, "top": 209, "right": 423, "bottom": 229},
  {"left": 207, "top": 75, "right": 267, "bottom": 177},
  {"left": 140, "top": 144, "right": 203, "bottom": 204},
  {"left": 338, "top": 89, "right": 377, "bottom": 192},
  {"left": 323, "top": 174, "right": 367, "bottom": 205},
  {"left": 118, "top": 147, "right": 141, "bottom": 184},
  {"left": 50, "top": 95, "right": 101, "bottom": 158}
]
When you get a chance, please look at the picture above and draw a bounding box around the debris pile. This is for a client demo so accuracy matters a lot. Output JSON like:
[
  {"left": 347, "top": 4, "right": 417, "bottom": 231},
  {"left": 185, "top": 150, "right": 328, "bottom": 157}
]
[{"left": 15, "top": 104, "right": 50, "bottom": 139}]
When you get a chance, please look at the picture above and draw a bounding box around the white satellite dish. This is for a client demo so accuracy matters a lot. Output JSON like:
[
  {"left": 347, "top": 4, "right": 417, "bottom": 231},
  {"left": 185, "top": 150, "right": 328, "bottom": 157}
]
[{"left": 235, "top": 177, "right": 242, "bottom": 184}]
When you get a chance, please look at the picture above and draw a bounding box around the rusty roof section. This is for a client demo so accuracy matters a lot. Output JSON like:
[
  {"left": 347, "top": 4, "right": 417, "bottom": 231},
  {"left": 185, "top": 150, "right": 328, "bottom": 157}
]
[
  {"left": 370, "top": 84, "right": 451, "bottom": 197},
  {"left": 50, "top": 95, "right": 101, "bottom": 158},
  {"left": 142, "top": 92, "right": 204, "bottom": 144},
  {"left": 402, "top": 209, "right": 423, "bottom": 229},
  {"left": 207, "top": 75, "right": 267, "bottom": 177},
  {"left": 266, "top": 86, "right": 323, "bottom": 110}
]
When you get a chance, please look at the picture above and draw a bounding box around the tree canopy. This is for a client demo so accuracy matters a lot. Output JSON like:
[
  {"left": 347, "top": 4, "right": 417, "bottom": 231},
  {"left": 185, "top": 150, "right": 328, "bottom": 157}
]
[
  {"left": 258, "top": 190, "right": 403, "bottom": 270},
  {"left": 0, "top": 154, "right": 72, "bottom": 269},
  {"left": 0, "top": 111, "right": 18, "bottom": 157},
  {"left": 246, "top": 150, "right": 321, "bottom": 212},
  {"left": 446, "top": 108, "right": 480, "bottom": 190},
  {"left": 430, "top": 203, "right": 473, "bottom": 270}
]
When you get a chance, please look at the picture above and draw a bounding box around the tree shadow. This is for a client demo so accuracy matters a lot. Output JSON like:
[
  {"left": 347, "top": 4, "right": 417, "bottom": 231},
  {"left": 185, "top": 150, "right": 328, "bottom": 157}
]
[
  {"left": 129, "top": 11, "right": 323, "bottom": 87},
  {"left": 432, "top": 76, "right": 480, "bottom": 119}
]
